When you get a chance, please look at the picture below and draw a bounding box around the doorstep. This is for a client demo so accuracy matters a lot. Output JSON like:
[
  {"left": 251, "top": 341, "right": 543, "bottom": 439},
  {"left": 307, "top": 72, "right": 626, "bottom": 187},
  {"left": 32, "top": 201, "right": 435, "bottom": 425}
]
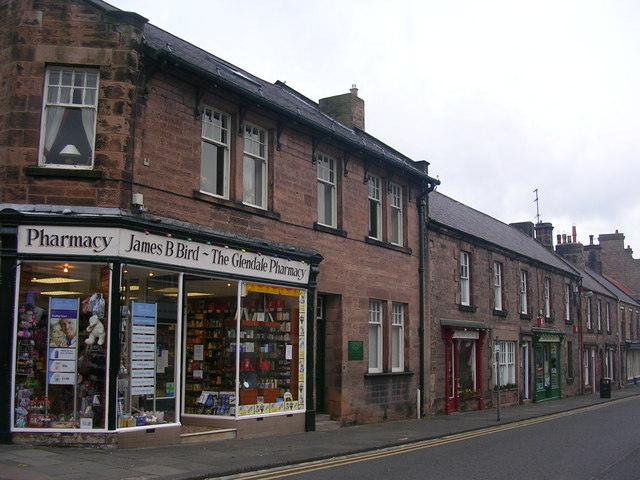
[{"left": 179, "top": 425, "right": 237, "bottom": 444}]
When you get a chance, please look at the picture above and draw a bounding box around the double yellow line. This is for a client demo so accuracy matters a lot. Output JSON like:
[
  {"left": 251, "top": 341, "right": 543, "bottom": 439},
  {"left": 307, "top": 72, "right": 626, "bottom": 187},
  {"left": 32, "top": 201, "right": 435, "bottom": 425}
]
[{"left": 219, "top": 396, "right": 636, "bottom": 480}]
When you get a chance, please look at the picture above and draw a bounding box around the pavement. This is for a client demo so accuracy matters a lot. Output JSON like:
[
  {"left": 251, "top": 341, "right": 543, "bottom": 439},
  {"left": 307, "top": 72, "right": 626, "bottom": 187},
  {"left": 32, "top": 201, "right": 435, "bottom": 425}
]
[{"left": 1, "top": 385, "right": 639, "bottom": 480}]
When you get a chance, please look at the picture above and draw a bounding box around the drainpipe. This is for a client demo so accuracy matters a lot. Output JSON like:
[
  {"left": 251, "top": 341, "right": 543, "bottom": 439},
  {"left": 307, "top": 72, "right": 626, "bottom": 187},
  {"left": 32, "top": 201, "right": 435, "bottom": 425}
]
[{"left": 417, "top": 162, "right": 439, "bottom": 417}]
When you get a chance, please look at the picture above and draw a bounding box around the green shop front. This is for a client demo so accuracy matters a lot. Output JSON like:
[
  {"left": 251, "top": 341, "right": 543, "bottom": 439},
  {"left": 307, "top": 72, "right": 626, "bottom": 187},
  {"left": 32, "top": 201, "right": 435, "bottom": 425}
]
[
  {"left": 0, "top": 212, "right": 322, "bottom": 446},
  {"left": 532, "top": 330, "right": 563, "bottom": 402}
]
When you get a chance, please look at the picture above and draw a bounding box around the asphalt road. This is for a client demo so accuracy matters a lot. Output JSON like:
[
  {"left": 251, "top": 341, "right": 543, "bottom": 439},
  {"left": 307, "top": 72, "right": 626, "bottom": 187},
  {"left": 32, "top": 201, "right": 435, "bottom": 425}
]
[{"left": 229, "top": 396, "right": 640, "bottom": 480}]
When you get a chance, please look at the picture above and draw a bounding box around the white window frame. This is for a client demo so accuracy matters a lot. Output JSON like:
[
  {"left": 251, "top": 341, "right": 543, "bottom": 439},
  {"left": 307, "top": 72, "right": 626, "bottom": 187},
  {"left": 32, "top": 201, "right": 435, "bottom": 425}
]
[
  {"left": 459, "top": 252, "right": 470, "bottom": 306},
  {"left": 564, "top": 284, "right": 571, "bottom": 321},
  {"left": 597, "top": 299, "right": 602, "bottom": 331},
  {"left": 368, "top": 300, "right": 383, "bottom": 373},
  {"left": 519, "top": 270, "right": 528, "bottom": 314},
  {"left": 367, "top": 175, "right": 382, "bottom": 240},
  {"left": 586, "top": 298, "right": 592, "bottom": 330},
  {"left": 493, "top": 261, "right": 503, "bottom": 311},
  {"left": 391, "top": 303, "right": 405, "bottom": 373},
  {"left": 242, "top": 122, "right": 268, "bottom": 209},
  {"left": 39, "top": 66, "right": 99, "bottom": 169},
  {"left": 606, "top": 302, "right": 611, "bottom": 332},
  {"left": 316, "top": 153, "right": 337, "bottom": 228},
  {"left": 200, "top": 106, "right": 230, "bottom": 199},
  {"left": 389, "top": 183, "right": 403, "bottom": 246},
  {"left": 495, "top": 340, "right": 516, "bottom": 386},
  {"left": 544, "top": 277, "right": 551, "bottom": 318}
]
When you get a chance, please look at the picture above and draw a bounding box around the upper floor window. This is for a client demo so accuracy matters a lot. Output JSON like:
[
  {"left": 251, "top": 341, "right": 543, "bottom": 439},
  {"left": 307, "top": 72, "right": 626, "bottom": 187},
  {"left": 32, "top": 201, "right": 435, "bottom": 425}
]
[
  {"left": 564, "top": 284, "right": 571, "bottom": 321},
  {"left": 493, "top": 261, "right": 503, "bottom": 311},
  {"left": 543, "top": 277, "right": 551, "bottom": 318},
  {"left": 40, "top": 66, "right": 99, "bottom": 168},
  {"left": 391, "top": 303, "right": 405, "bottom": 373},
  {"left": 586, "top": 297, "right": 592, "bottom": 330},
  {"left": 459, "top": 252, "right": 470, "bottom": 306},
  {"left": 606, "top": 302, "right": 611, "bottom": 333},
  {"left": 389, "top": 183, "right": 403, "bottom": 246},
  {"left": 243, "top": 123, "right": 268, "bottom": 209},
  {"left": 368, "top": 299, "right": 383, "bottom": 373},
  {"left": 367, "top": 175, "right": 382, "bottom": 240},
  {"left": 519, "top": 270, "right": 528, "bottom": 314},
  {"left": 597, "top": 299, "right": 602, "bottom": 331},
  {"left": 200, "top": 107, "right": 230, "bottom": 198},
  {"left": 317, "top": 153, "right": 337, "bottom": 228}
]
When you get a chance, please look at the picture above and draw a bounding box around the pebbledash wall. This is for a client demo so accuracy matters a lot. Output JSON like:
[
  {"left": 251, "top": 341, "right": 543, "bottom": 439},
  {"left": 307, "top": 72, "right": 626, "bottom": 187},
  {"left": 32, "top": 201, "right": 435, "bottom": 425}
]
[{"left": 0, "top": 0, "right": 439, "bottom": 446}]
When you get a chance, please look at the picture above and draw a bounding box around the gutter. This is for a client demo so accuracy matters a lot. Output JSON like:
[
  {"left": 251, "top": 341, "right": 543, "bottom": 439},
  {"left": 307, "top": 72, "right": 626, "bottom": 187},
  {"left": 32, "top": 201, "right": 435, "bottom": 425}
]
[
  {"left": 144, "top": 47, "right": 439, "bottom": 186},
  {"left": 416, "top": 162, "right": 440, "bottom": 417}
]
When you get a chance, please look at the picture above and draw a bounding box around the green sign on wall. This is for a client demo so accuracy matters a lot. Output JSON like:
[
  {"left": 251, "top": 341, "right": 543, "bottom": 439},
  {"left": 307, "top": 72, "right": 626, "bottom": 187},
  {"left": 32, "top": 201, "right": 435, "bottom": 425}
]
[{"left": 348, "top": 341, "right": 363, "bottom": 361}]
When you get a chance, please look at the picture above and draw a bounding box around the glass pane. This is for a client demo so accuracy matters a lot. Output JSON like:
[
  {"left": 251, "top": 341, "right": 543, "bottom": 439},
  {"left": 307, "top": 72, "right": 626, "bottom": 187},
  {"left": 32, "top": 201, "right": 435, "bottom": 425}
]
[
  {"left": 215, "top": 146, "right": 226, "bottom": 196},
  {"left": 118, "top": 266, "right": 179, "bottom": 428},
  {"left": 254, "top": 159, "right": 264, "bottom": 207},
  {"left": 49, "top": 70, "right": 60, "bottom": 85},
  {"left": 243, "top": 156, "right": 255, "bottom": 205},
  {"left": 42, "top": 108, "right": 93, "bottom": 167},
  {"left": 323, "top": 184, "right": 333, "bottom": 226},
  {"left": 317, "top": 183, "right": 325, "bottom": 224},
  {"left": 391, "top": 209, "right": 400, "bottom": 244},
  {"left": 47, "top": 86, "right": 58, "bottom": 104},
  {"left": 14, "top": 261, "right": 110, "bottom": 430},
  {"left": 61, "top": 71, "right": 73, "bottom": 86},
  {"left": 73, "top": 72, "right": 84, "bottom": 87},
  {"left": 369, "top": 200, "right": 378, "bottom": 238},
  {"left": 200, "top": 142, "right": 216, "bottom": 194},
  {"left": 458, "top": 340, "right": 475, "bottom": 392},
  {"left": 86, "top": 73, "right": 98, "bottom": 88},
  {"left": 72, "top": 88, "right": 83, "bottom": 105},
  {"left": 84, "top": 88, "right": 96, "bottom": 106},
  {"left": 60, "top": 87, "right": 71, "bottom": 104},
  {"left": 368, "top": 324, "right": 379, "bottom": 370},
  {"left": 391, "top": 327, "right": 401, "bottom": 370},
  {"left": 239, "top": 284, "right": 305, "bottom": 415},
  {"left": 183, "top": 277, "right": 238, "bottom": 416}
]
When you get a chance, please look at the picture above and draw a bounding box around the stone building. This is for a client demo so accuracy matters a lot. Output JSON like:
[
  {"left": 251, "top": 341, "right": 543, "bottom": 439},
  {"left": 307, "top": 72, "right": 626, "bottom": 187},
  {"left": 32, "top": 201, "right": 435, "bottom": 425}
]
[
  {"left": 426, "top": 194, "right": 580, "bottom": 414},
  {"left": 0, "top": 0, "right": 438, "bottom": 446}
]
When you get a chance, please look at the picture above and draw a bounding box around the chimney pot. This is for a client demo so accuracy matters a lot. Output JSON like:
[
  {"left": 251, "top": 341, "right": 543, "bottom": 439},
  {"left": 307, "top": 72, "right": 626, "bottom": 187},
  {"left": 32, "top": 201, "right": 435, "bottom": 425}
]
[
  {"left": 589, "top": 234, "right": 594, "bottom": 245},
  {"left": 557, "top": 234, "right": 562, "bottom": 244},
  {"left": 562, "top": 234, "right": 567, "bottom": 243}
]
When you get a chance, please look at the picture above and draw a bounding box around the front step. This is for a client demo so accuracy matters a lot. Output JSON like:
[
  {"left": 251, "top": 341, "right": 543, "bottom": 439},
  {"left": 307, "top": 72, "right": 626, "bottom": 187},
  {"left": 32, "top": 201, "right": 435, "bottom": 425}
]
[
  {"left": 315, "top": 414, "right": 341, "bottom": 432},
  {"left": 180, "top": 425, "right": 237, "bottom": 444}
]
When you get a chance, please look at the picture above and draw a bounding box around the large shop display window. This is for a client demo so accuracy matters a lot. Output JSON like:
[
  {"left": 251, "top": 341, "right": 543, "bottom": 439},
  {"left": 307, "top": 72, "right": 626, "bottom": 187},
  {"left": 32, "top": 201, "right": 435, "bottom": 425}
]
[
  {"left": 183, "top": 279, "right": 306, "bottom": 418},
  {"left": 13, "top": 261, "right": 110, "bottom": 430},
  {"left": 118, "top": 266, "right": 179, "bottom": 428}
]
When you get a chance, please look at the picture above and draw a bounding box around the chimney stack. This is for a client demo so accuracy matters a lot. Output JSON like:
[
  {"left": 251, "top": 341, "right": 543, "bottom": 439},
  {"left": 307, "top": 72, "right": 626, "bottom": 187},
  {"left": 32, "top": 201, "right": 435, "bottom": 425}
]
[
  {"left": 510, "top": 221, "right": 535, "bottom": 237},
  {"left": 572, "top": 225, "right": 577, "bottom": 243},
  {"left": 319, "top": 85, "right": 365, "bottom": 130},
  {"left": 534, "top": 222, "right": 554, "bottom": 252}
]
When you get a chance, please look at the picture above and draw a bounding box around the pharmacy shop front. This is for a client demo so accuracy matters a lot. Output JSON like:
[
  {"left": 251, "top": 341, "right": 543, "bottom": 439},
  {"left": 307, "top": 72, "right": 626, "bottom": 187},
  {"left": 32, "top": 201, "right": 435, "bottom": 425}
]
[{"left": 1, "top": 221, "right": 321, "bottom": 446}]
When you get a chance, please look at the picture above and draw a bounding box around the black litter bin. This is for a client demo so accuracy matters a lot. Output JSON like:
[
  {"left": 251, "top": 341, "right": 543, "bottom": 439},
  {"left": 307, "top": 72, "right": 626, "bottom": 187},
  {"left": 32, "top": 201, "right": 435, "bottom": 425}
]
[{"left": 600, "top": 378, "right": 611, "bottom": 398}]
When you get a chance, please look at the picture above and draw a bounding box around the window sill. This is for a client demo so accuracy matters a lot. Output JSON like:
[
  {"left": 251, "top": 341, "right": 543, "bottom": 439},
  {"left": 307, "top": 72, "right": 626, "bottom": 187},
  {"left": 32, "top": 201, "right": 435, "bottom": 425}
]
[
  {"left": 520, "top": 313, "right": 532, "bottom": 321},
  {"left": 364, "top": 236, "right": 412, "bottom": 255},
  {"left": 364, "top": 371, "right": 414, "bottom": 379},
  {"left": 313, "top": 223, "right": 347, "bottom": 238},
  {"left": 493, "top": 309, "right": 508, "bottom": 317},
  {"left": 458, "top": 304, "right": 477, "bottom": 313},
  {"left": 193, "top": 190, "right": 281, "bottom": 220},
  {"left": 25, "top": 166, "right": 103, "bottom": 180}
]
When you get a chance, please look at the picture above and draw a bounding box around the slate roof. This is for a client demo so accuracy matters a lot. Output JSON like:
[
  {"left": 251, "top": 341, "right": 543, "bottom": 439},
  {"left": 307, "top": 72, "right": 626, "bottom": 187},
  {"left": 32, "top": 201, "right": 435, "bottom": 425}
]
[
  {"left": 592, "top": 271, "right": 640, "bottom": 306},
  {"left": 428, "top": 191, "right": 576, "bottom": 275},
  {"left": 560, "top": 261, "right": 617, "bottom": 298},
  {"left": 83, "top": 1, "right": 437, "bottom": 185}
]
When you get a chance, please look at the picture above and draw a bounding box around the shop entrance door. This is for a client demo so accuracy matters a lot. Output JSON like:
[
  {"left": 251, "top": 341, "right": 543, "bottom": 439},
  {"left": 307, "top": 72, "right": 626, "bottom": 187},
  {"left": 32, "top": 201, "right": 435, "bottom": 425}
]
[{"left": 534, "top": 342, "right": 561, "bottom": 402}]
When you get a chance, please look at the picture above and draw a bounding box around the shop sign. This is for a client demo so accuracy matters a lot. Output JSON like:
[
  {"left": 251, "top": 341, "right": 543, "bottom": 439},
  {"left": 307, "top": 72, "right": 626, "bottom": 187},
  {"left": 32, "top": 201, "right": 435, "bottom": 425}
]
[
  {"left": 348, "top": 341, "right": 364, "bottom": 361},
  {"left": 537, "top": 334, "right": 560, "bottom": 343},
  {"left": 452, "top": 330, "right": 479, "bottom": 339},
  {"left": 17, "top": 225, "right": 310, "bottom": 284}
]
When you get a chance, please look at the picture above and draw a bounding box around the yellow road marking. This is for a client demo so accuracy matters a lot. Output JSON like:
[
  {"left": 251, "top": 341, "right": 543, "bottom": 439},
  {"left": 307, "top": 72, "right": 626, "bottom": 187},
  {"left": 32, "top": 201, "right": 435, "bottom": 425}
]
[{"left": 221, "top": 395, "right": 637, "bottom": 480}]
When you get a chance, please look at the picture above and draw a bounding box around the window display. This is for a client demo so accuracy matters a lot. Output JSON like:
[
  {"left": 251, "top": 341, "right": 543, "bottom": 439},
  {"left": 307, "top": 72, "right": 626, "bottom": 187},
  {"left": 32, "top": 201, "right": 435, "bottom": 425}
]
[
  {"left": 118, "top": 266, "right": 179, "bottom": 428},
  {"left": 13, "top": 261, "right": 110, "bottom": 430}
]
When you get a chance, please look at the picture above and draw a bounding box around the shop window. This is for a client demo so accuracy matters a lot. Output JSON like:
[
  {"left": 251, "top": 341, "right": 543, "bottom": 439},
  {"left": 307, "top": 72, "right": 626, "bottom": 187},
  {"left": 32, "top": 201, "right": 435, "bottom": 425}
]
[
  {"left": 368, "top": 299, "right": 383, "bottom": 373},
  {"left": 389, "top": 183, "right": 403, "bottom": 246},
  {"left": 493, "top": 261, "right": 503, "bottom": 311},
  {"left": 457, "top": 340, "right": 476, "bottom": 392},
  {"left": 118, "top": 266, "right": 179, "bottom": 428},
  {"left": 495, "top": 340, "right": 515, "bottom": 386},
  {"left": 13, "top": 261, "right": 110, "bottom": 430},
  {"left": 391, "top": 303, "right": 405, "bottom": 372},
  {"left": 39, "top": 66, "right": 98, "bottom": 168},
  {"left": 242, "top": 123, "right": 268, "bottom": 209},
  {"left": 367, "top": 174, "right": 382, "bottom": 240},
  {"left": 519, "top": 270, "right": 528, "bottom": 314},
  {"left": 543, "top": 278, "right": 551, "bottom": 318},
  {"left": 564, "top": 284, "right": 571, "bottom": 321},
  {"left": 459, "top": 252, "right": 470, "bottom": 306},
  {"left": 238, "top": 283, "right": 306, "bottom": 416},
  {"left": 200, "top": 107, "right": 230, "bottom": 199},
  {"left": 317, "top": 153, "right": 337, "bottom": 228},
  {"left": 183, "top": 277, "right": 238, "bottom": 416}
]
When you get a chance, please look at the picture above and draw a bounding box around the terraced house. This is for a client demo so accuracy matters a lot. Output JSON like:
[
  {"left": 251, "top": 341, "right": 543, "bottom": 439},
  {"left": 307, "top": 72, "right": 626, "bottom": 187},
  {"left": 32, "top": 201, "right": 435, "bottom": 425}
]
[{"left": 0, "top": 0, "right": 438, "bottom": 446}]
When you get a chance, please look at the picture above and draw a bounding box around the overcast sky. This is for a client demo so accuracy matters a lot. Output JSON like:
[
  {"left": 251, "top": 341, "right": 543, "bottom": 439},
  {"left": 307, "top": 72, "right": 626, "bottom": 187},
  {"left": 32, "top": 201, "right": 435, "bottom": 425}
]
[{"left": 111, "top": 0, "right": 640, "bottom": 253}]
